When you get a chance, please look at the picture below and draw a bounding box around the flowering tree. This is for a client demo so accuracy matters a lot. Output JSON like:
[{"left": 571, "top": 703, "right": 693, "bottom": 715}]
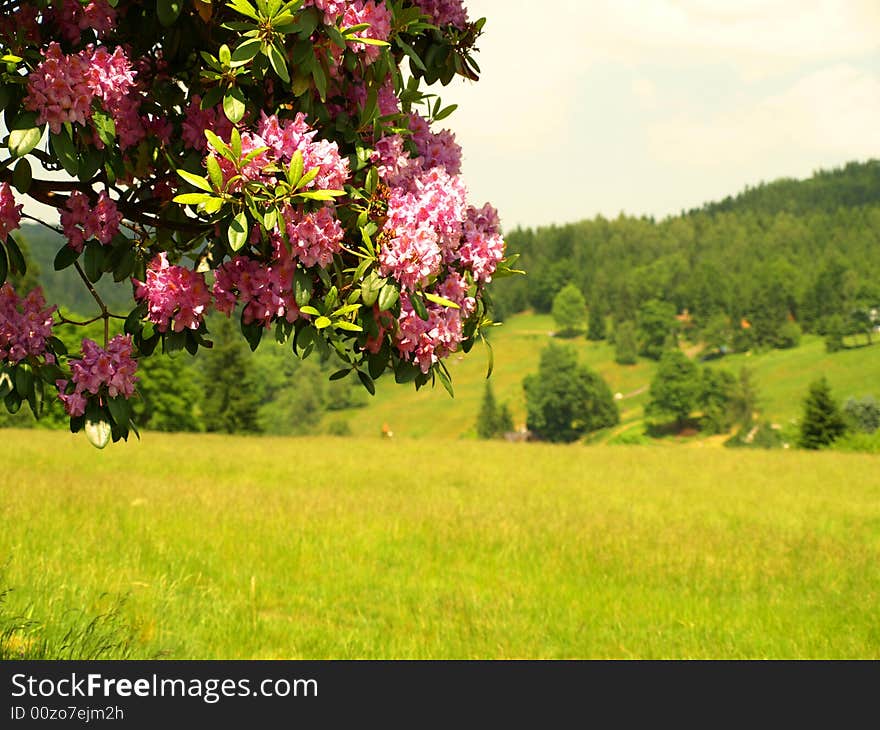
[{"left": 0, "top": 0, "right": 518, "bottom": 447}]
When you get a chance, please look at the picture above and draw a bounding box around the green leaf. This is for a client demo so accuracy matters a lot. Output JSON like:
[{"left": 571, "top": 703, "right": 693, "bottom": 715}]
[
  {"left": 53, "top": 244, "right": 80, "bottom": 271},
  {"left": 329, "top": 368, "right": 351, "bottom": 381},
  {"left": 84, "top": 242, "right": 104, "bottom": 283},
  {"left": 50, "top": 131, "right": 79, "bottom": 176},
  {"left": 204, "top": 130, "right": 235, "bottom": 161},
  {"left": 107, "top": 395, "right": 131, "bottom": 427},
  {"left": 299, "top": 305, "right": 320, "bottom": 317},
  {"left": 357, "top": 369, "right": 376, "bottom": 395},
  {"left": 480, "top": 330, "right": 494, "bottom": 379},
  {"left": 436, "top": 364, "right": 454, "bottom": 398},
  {"left": 0, "top": 244, "right": 6, "bottom": 285},
  {"left": 157, "top": 0, "right": 183, "bottom": 26},
  {"left": 8, "top": 126, "right": 41, "bottom": 158},
  {"left": 411, "top": 292, "right": 429, "bottom": 321},
  {"left": 334, "top": 321, "right": 363, "bottom": 332},
  {"left": 173, "top": 192, "right": 215, "bottom": 205},
  {"left": 206, "top": 155, "right": 223, "bottom": 190},
  {"left": 177, "top": 168, "right": 213, "bottom": 192},
  {"left": 227, "top": 0, "right": 261, "bottom": 21},
  {"left": 228, "top": 211, "right": 249, "bottom": 251},
  {"left": 424, "top": 292, "right": 460, "bottom": 309},
  {"left": 14, "top": 364, "right": 33, "bottom": 398},
  {"left": 91, "top": 108, "right": 116, "bottom": 146},
  {"left": 314, "top": 316, "right": 331, "bottom": 329},
  {"left": 287, "top": 150, "right": 304, "bottom": 187},
  {"left": 12, "top": 157, "right": 31, "bottom": 194},
  {"left": 294, "top": 268, "right": 313, "bottom": 307},
  {"left": 231, "top": 37, "right": 263, "bottom": 65},
  {"left": 377, "top": 283, "right": 399, "bottom": 312},
  {"left": 311, "top": 59, "right": 327, "bottom": 100},
  {"left": 296, "top": 189, "right": 345, "bottom": 201},
  {"left": 267, "top": 43, "right": 290, "bottom": 83},
  {"left": 223, "top": 86, "right": 247, "bottom": 123},
  {"left": 5, "top": 234, "right": 25, "bottom": 275}
]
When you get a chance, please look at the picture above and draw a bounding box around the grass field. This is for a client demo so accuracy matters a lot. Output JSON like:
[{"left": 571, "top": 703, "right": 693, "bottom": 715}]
[
  {"left": 2, "top": 429, "right": 879, "bottom": 659},
  {"left": 330, "top": 312, "right": 880, "bottom": 442}
]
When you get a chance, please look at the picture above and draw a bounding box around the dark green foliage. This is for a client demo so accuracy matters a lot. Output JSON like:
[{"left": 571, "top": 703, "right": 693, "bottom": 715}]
[
  {"left": 701, "top": 313, "right": 733, "bottom": 355},
  {"left": 551, "top": 283, "right": 586, "bottom": 337},
  {"left": 587, "top": 296, "right": 606, "bottom": 341},
  {"left": 647, "top": 349, "right": 699, "bottom": 427},
  {"left": 698, "top": 368, "right": 737, "bottom": 434},
  {"left": 497, "top": 402, "right": 514, "bottom": 434},
  {"left": 476, "top": 381, "right": 514, "bottom": 439},
  {"left": 776, "top": 321, "right": 801, "bottom": 349},
  {"left": 476, "top": 380, "right": 500, "bottom": 439},
  {"left": 798, "top": 377, "right": 847, "bottom": 449},
  {"left": 490, "top": 161, "right": 880, "bottom": 354},
  {"left": 638, "top": 299, "right": 677, "bottom": 360},
  {"left": 133, "top": 353, "right": 204, "bottom": 433},
  {"left": 614, "top": 321, "right": 638, "bottom": 365},
  {"left": 524, "top": 343, "right": 619, "bottom": 443},
  {"left": 824, "top": 315, "right": 846, "bottom": 353},
  {"left": 200, "top": 317, "right": 261, "bottom": 434},
  {"left": 843, "top": 396, "right": 880, "bottom": 434},
  {"left": 729, "top": 367, "right": 760, "bottom": 428}
]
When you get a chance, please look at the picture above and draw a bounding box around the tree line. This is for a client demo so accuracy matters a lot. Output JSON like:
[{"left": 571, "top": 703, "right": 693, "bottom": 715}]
[{"left": 491, "top": 160, "right": 880, "bottom": 353}]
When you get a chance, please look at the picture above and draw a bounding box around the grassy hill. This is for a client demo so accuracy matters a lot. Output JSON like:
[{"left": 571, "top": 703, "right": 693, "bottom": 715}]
[
  {"left": 326, "top": 311, "right": 880, "bottom": 443},
  {"left": 2, "top": 430, "right": 878, "bottom": 659}
]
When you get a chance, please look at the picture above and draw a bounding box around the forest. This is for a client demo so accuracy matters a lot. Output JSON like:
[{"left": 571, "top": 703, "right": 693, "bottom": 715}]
[{"left": 492, "top": 160, "right": 880, "bottom": 351}]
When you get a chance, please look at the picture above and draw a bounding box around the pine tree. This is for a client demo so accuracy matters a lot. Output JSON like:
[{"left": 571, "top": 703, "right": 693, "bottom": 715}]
[
  {"left": 200, "top": 316, "right": 261, "bottom": 434},
  {"left": 587, "top": 296, "right": 606, "bottom": 341},
  {"left": 476, "top": 381, "right": 499, "bottom": 439},
  {"left": 497, "top": 402, "right": 514, "bottom": 434},
  {"left": 799, "top": 377, "right": 847, "bottom": 449},
  {"left": 614, "top": 321, "right": 638, "bottom": 365}
]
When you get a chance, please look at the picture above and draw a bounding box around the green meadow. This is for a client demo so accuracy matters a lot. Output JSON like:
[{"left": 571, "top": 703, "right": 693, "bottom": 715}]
[
  {"left": 328, "top": 311, "right": 880, "bottom": 441},
  {"left": 2, "top": 429, "right": 879, "bottom": 659}
]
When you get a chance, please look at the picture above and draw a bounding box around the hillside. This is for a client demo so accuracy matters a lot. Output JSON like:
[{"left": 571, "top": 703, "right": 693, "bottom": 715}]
[{"left": 325, "top": 311, "right": 880, "bottom": 442}]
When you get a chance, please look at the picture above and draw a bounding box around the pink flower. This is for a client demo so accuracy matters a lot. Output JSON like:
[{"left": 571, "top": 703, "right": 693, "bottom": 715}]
[
  {"left": 213, "top": 256, "right": 303, "bottom": 329},
  {"left": 0, "top": 284, "right": 56, "bottom": 365},
  {"left": 283, "top": 205, "right": 345, "bottom": 269},
  {"left": 342, "top": 1, "right": 392, "bottom": 64},
  {"left": 0, "top": 182, "right": 22, "bottom": 241},
  {"left": 134, "top": 253, "right": 212, "bottom": 333},
  {"left": 303, "top": 0, "right": 348, "bottom": 25},
  {"left": 182, "top": 95, "right": 234, "bottom": 152},
  {"left": 413, "top": 0, "right": 468, "bottom": 29},
  {"left": 52, "top": 0, "right": 117, "bottom": 43},
  {"left": 409, "top": 112, "right": 462, "bottom": 175},
  {"left": 394, "top": 291, "right": 465, "bottom": 373},
  {"left": 458, "top": 203, "right": 505, "bottom": 282},
  {"left": 24, "top": 42, "right": 94, "bottom": 134},
  {"left": 61, "top": 335, "right": 138, "bottom": 415},
  {"left": 61, "top": 190, "right": 122, "bottom": 251}
]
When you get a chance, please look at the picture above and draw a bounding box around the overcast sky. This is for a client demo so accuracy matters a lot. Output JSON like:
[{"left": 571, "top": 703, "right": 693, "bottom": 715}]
[{"left": 441, "top": 0, "right": 880, "bottom": 230}]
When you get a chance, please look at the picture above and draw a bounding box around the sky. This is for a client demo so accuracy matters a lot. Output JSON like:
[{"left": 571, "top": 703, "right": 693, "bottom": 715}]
[{"left": 440, "top": 0, "right": 880, "bottom": 229}]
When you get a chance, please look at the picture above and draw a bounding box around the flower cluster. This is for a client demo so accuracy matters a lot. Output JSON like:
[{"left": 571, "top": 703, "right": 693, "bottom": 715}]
[
  {"left": 133, "top": 253, "right": 212, "bottom": 333},
  {"left": 52, "top": 0, "right": 117, "bottom": 44},
  {"left": 341, "top": 1, "right": 392, "bottom": 64},
  {"left": 414, "top": 0, "right": 468, "bottom": 29},
  {"left": 0, "top": 182, "right": 22, "bottom": 241},
  {"left": 24, "top": 42, "right": 144, "bottom": 149},
  {"left": 303, "top": 0, "right": 348, "bottom": 25},
  {"left": 213, "top": 256, "right": 303, "bottom": 329},
  {"left": 0, "top": 284, "right": 56, "bottom": 365},
  {"left": 458, "top": 203, "right": 505, "bottom": 282},
  {"left": 58, "top": 335, "right": 138, "bottom": 417},
  {"left": 61, "top": 190, "right": 122, "bottom": 251},
  {"left": 283, "top": 205, "right": 346, "bottom": 269},
  {"left": 182, "top": 96, "right": 234, "bottom": 152}
]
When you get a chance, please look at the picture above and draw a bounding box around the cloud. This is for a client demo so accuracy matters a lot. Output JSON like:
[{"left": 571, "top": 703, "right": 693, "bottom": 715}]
[{"left": 648, "top": 65, "right": 880, "bottom": 169}]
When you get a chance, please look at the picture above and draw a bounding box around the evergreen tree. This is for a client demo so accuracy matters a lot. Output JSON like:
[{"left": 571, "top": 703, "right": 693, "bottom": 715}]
[
  {"left": 698, "top": 368, "right": 737, "bottom": 434},
  {"left": 614, "top": 321, "right": 638, "bottom": 365},
  {"left": 730, "top": 367, "right": 760, "bottom": 427},
  {"left": 476, "top": 381, "right": 500, "bottom": 439},
  {"left": 647, "top": 349, "right": 699, "bottom": 428},
  {"left": 497, "top": 402, "right": 514, "bottom": 434},
  {"left": 587, "top": 295, "right": 606, "bottom": 341},
  {"left": 798, "top": 377, "right": 847, "bottom": 449},
  {"left": 524, "top": 343, "right": 619, "bottom": 443},
  {"left": 551, "top": 283, "right": 586, "bottom": 337},
  {"left": 200, "top": 316, "right": 261, "bottom": 434},
  {"left": 637, "top": 299, "right": 677, "bottom": 360}
]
